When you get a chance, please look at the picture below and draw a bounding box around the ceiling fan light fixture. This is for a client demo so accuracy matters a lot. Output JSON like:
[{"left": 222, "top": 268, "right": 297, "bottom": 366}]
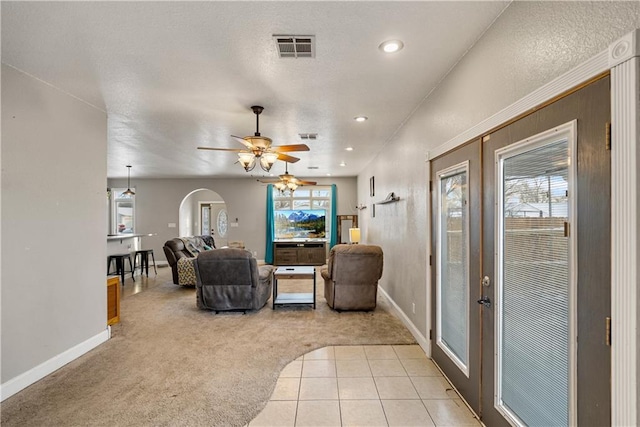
[
  {"left": 275, "top": 181, "right": 289, "bottom": 195},
  {"left": 260, "top": 152, "right": 279, "bottom": 172},
  {"left": 198, "top": 106, "right": 309, "bottom": 173},
  {"left": 238, "top": 152, "right": 256, "bottom": 172},
  {"left": 354, "top": 116, "right": 368, "bottom": 122}
]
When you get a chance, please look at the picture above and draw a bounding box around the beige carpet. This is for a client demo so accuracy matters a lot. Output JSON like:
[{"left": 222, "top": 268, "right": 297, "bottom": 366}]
[{"left": 1, "top": 273, "right": 416, "bottom": 426}]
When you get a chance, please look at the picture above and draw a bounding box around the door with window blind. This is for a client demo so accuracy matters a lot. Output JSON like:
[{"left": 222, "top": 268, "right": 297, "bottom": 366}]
[
  {"left": 430, "top": 139, "right": 482, "bottom": 413},
  {"left": 430, "top": 75, "right": 611, "bottom": 426},
  {"left": 480, "top": 76, "right": 611, "bottom": 426}
]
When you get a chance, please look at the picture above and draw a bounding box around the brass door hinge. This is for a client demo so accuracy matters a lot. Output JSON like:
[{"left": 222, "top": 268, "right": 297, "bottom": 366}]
[
  {"left": 606, "top": 317, "right": 612, "bottom": 346},
  {"left": 429, "top": 329, "right": 433, "bottom": 340},
  {"left": 606, "top": 122, "right": 611, "bottom": 151},
  {"left": 564, "top": 222, "right": 570, "bottom": 237},
  {"left": 429, "top": 255, "right": 432, "bottom": 266},
  {"left": 429, "top": 181, "right": 433, "bottom": 192}
]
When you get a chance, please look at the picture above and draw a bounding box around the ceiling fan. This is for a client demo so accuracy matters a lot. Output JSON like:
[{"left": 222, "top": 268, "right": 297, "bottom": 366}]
[
  {"left": 259, "top": 162, "right": 316, "bottom": 194},
  {"left": 197, "top": 105, "right": 310, "bottom": 172}
]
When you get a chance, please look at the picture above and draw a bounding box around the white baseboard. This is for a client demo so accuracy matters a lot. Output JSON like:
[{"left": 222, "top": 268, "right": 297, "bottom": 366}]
[
  {"left": 378, "top": 286, "right": 430, "bottom": 354},
  {"left": 0, "top": 328, "right": 110, "bottom": 402}
]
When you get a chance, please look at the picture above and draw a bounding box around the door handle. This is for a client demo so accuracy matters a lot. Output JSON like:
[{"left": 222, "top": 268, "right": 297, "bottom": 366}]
[{"left": 477, "top": 296, "right": 491, "bottom": 308}]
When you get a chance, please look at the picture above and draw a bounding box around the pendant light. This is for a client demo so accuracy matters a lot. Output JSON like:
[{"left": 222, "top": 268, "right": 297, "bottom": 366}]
[{"left": 122, "top": 165, "right": 135, "bottom": 196}]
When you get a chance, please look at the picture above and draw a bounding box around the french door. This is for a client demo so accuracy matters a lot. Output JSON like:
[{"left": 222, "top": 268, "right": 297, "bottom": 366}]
[
  {"left": 431, "top": 139, "right": 482, "bottom": 411},
  {"left": 431, "top": 75, "right": 611, "bottom": 426}
]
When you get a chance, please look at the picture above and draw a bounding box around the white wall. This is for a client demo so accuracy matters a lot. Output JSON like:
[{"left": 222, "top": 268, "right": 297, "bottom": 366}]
[
  {"left": 1, "top": 65, "right": 108, "bottom": 390},
  {"left": 358, "top": 1, "right": 640, "bottom": 338},
  {"left": 107, "top": 177, "right": 357, "bottom": 261}
]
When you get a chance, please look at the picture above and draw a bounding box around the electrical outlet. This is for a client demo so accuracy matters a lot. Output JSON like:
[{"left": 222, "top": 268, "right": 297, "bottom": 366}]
[{"left": 412, "top": 303, "right": 416, "bottom": 314}]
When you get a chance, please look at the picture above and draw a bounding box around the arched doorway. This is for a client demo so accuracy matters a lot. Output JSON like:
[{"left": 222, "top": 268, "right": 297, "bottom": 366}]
[{"left": 178, "top": 189, "right": 228, "bottom": 248}]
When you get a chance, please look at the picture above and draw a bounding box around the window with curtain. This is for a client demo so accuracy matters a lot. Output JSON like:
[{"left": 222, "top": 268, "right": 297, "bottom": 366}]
[
  {"left": 266, "top": 185, "right": 336, "bottom": 264},
  {"left": 272, "top": 187, "right": 332, "bottom": 239}
]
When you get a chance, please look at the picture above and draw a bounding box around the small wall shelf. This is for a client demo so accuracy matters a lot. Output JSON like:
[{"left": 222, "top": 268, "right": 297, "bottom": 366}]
[{"left": 375, "top": 192, "right": 400, "bottom": 205}]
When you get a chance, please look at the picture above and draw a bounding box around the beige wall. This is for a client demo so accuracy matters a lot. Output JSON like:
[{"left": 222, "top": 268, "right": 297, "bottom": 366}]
[
  {"left": 358, "top": 1, "right": 640, "bottom": 337},
  {"left": 1, "top": 65, "right": 108, "bottom": 383},
  {"left": 106, "top": 177, "right": 357, "bottom": 261}
]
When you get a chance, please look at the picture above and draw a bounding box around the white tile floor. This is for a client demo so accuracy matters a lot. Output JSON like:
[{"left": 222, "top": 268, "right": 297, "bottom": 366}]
[{"left": 249, "top": 345, "right": 480, "bottom": 427}]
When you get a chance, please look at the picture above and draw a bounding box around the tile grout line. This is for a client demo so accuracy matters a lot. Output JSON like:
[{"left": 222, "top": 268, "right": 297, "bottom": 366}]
[
  {"left": 294, "top": 360, "right": 302, "bottom": 427},
  {"left": 366, "top": 352, "right": 390, "bottom": 427}
]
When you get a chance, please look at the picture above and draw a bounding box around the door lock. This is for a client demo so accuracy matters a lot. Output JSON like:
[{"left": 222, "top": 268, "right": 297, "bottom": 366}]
[
  {"left": 481, "top": 276, "right": 491, "bottom": 287},
  {"left": 477, "top": 296, "right": 491, "bottom": 308}
]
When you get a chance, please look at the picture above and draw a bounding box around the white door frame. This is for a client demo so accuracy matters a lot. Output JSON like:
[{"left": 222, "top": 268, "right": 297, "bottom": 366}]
[{"left": 426, "top": 29, "right": 639, "bottom": 424}]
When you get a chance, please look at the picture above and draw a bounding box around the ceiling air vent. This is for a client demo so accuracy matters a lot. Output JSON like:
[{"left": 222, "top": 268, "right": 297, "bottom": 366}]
[
  {"left": 274, "top": 35, "right": 315, "bottom": 58},
  {"left": 307, "top": 166, "right": 319, "bottom": 170},
  {"left": 298, "top": 133, "right": 318, "bottom": 140}
]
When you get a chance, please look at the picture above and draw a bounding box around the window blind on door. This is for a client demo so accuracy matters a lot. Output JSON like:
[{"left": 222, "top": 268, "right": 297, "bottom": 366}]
[
  {"left": 438, "top": 169, "right": 469, "bottom": 371},
  {"left": 498, "top": 140, "right": 570, "bottom": 426}
]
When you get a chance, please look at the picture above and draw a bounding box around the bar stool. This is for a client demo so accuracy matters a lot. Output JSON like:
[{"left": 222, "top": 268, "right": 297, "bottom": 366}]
[
  {"left": 107, "top": 253, "right": 135, "bottom": 285},
  {"left": 134, "top": 249, "right": 157, "bottom": 276}
]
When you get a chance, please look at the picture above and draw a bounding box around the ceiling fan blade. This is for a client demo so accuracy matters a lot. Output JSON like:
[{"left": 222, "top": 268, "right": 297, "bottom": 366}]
[
  {"left": 271, "top": 144, "right": 310, "bottom": 153},
  {"left": 277, "top": 153, "right": 300, "bottom": 163},
  {"left": 231, "top": 135, "right": 255, "bottom": 149},
  {"left": 197, "top": 146, "right": 245, "bottom": 152},
  {"left": 258, "top": 179, "right": 282, "bottom": 184},
  {"left": 297, "top": 180, "right": 317, "bottom": 185}
]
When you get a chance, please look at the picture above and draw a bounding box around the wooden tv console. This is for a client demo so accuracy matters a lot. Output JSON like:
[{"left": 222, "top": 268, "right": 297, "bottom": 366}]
[{"left": 273, "top": 241, "right": 327, "bottom": 266}]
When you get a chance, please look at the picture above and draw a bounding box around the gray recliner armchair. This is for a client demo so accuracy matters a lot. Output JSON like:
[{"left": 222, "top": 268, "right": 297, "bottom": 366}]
[
  {"left": 194, "top": 248, "right": 275, "bottom": 312},
  {"left": 321, "top": 244, "right": 384, "bottom": 311}
]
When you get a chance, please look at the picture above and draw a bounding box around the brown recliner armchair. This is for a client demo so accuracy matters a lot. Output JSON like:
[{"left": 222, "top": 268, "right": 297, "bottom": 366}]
[
  {"left": 163, "top": 238, "right": 196, "bottom": 285},
  {"left": 194, "top": 248, "right": 275, "bottom": 312},
  {"left": 321, "top": 244, "right": 384, "bottom": 311}
]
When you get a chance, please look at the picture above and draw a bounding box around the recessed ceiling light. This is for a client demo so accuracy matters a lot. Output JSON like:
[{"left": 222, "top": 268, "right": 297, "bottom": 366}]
[
  {"left": 340, "top": 162, "right": 346, "bottom": 167},
  {"left": 354, "top": 116, "right": 368, "bottom": 122},
  {"left": 379, "top": 39, "right": 404, "bottom": 53},
  {"left": 345, "top": 147, "right": 354, "bottom": 151},
  {"left": 326, "top": 173, "right": 331, "bottom": 176}
]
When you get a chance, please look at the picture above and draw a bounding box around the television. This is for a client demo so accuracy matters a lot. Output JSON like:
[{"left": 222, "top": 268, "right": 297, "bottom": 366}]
[{"left": 274, "top": 209, "right": 326, "bottom": 239}]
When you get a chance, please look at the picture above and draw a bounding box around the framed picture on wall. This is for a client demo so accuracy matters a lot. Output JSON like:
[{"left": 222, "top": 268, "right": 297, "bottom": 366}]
[{"left": 370, "top": 176, "right": 375, "bottom": 197}]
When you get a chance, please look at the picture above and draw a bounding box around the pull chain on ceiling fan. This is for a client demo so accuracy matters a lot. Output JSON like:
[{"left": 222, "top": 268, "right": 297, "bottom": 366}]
[{"left": 197, "top": 106, "right": 310, "bottom": 172}]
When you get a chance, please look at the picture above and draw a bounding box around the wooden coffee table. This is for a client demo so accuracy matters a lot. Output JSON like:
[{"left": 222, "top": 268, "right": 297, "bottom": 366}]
[{"left": 272, "top": 266, "right": 316, "bottom": 309}]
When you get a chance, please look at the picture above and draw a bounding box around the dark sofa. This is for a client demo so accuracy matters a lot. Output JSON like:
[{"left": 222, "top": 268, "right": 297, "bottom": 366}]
[
  {"left": 194, "top": 248, "right": 275, "bottom": 312},
  {"left": 163, "top": 236, "right": 215, "bottom": 285}
]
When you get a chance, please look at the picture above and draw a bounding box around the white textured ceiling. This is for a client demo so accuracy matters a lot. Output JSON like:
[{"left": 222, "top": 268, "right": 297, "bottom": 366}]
[{"left": 2, "top": 1, "right": 508, "bottom": 179}]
